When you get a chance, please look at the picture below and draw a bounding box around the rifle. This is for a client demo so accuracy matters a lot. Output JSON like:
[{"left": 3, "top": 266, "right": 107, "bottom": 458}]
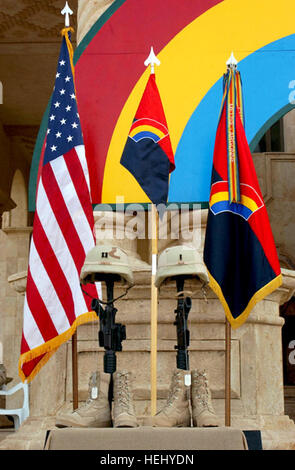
[
  {"left": 174, "top": 276, "right": 192, "bottom": 371},
  {"left": 91, "top": 275, "right": 127, "bottom": 407},
  {"left": 91, "top": 275, "right": 126, "bottom": 375}
]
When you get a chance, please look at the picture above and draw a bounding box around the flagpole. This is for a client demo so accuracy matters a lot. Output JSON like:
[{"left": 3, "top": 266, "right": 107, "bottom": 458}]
[
  {"left": 224, "top": 52, "right": 237, "bottom": 427},
  {"left": 225, "top": 318, "right": 231, "bottom": 426},
  {"left": 151, "top": 203, "right": 159, "bottom": 416},
  {"left": 144, "top": 47, "right": 161, "bottom": 415},
  {"left": 61, "top": 1, "right": 77, "bottom": 412},
  {"left": 72, "top": 331, "right": 79, "bottom": 410}
]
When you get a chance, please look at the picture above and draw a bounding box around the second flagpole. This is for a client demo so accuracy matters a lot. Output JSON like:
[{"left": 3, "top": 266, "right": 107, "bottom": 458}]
[
  {"left": 144, "top": 47, "right": 161, "bottom": 416},
  {"left": 150, "top": 203, "right": 159, "bottom": 416}
]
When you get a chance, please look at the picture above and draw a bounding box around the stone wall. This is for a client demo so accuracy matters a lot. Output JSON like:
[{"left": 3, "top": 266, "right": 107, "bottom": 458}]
[
  {"left": 253, "top": 152, "right": 295, "bottom": 269},
  {"left": 0, "top": 126, "right": 31, "bottom": 410}
]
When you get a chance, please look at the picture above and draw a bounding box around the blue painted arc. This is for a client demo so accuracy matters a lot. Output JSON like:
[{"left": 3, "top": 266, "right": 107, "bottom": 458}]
[{"left": 168, "top": 34, "right": 295, "bottom": 203}]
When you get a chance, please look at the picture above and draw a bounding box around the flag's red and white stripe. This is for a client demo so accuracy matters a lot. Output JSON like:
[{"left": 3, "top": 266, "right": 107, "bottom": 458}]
[{"left": 20, "top": 146, "right": 97, "bottom": 381}]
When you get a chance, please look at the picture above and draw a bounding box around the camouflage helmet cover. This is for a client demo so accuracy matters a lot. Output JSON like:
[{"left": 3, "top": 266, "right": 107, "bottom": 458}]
[
  {"left": 155, "top": 245, "right": 209, "bottom": 288},
  {"left": 80, "top": 244, "right": 134, "bottom": 286}
]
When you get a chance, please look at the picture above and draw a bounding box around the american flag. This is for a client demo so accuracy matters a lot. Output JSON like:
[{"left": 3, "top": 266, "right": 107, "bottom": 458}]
[{"left": 19, "top": 29, "right": 98, "bottom": 382}]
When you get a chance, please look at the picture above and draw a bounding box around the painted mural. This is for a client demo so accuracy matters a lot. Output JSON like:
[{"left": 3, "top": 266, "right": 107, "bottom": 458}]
[{"left": 29, "top": 0, "right": 295, "bottom": 208}]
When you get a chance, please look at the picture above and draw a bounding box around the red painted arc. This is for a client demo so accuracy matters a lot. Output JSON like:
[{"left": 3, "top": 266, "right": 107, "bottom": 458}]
[{"left": 75, "top": 0, "right": 223, "bottom": 203}]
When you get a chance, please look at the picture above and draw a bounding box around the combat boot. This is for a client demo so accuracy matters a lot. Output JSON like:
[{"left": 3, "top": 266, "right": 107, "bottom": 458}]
[
  {"left": 148, "top": 369, "right": 191, "bottom": 427},
  {"left": 55, "top": 371, "right": 111, "bottom": 428},
  {"left": 191, "top": 369, "right": 219, "bottom": 427},
  {"left": 112, "top": 371, "right": 138, "bottom": 427}
]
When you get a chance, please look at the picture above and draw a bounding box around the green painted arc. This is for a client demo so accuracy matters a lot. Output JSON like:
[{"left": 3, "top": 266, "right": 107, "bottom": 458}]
[{"left": 28, "top": 99, "right": 51, "bottom": 212}]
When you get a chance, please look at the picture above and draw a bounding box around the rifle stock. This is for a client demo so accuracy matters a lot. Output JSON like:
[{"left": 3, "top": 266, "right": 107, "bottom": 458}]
[{"left": 91, "top": 277, "right": 126, "bottom": 375}]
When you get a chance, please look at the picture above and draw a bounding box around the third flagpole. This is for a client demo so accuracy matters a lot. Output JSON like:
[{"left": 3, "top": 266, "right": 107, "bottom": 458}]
[
  {"left": 224, "top": 52, "right": 237, "bottom": 427},
  {"left": 225, "top": 318, "right": 231, "bottom": 426}
]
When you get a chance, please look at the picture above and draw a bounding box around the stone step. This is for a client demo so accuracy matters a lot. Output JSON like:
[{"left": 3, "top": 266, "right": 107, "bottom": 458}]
[{"left": 0, "top": 416, "right": 295, "bottom": 450}]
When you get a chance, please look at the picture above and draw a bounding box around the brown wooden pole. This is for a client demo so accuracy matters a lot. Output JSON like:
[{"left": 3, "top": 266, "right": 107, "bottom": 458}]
[
  {"left": 72, "top": 330, "right": 78, "bottom": 411},
  {"left": 150, "top": 203, "right": 159, "bottom": 416},
  {"left": 225, "top": 318, "right": 231, "bottom": 426}
]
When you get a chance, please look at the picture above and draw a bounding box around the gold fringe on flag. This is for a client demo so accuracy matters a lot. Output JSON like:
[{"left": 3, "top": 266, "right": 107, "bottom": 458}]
[
  {"left": 206, "top": 270, "right": 282, "bottom": 329},
  {"left": 19, "top": 310, "right": 98, "bottom": 383}
]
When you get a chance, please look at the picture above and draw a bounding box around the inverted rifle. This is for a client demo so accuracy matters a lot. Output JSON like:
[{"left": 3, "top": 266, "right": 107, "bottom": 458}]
[
  {"left": 91, "top": 275, "right": 126, "bottom": 375},
  {"left": 174, "top": 276, "right": 192, "bottom": 371}
]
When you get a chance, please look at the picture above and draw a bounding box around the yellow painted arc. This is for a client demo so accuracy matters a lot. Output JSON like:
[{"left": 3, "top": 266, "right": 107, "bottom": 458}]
[{"left": 102, "top": 0, "right": 295, "bottom": 204}]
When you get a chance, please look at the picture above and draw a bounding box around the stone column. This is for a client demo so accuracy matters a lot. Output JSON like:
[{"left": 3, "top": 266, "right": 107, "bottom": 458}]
[{"left": 0, "top": 224, "right": 30, "bottom": 410}]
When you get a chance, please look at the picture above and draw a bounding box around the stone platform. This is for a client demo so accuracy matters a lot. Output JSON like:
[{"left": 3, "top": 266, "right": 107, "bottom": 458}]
[{"left": 0, "top": 417, "right": 294, "bottom": 450}]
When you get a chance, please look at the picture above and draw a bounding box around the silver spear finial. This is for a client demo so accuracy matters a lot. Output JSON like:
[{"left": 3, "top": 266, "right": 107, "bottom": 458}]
[{"left": 61, "top": 1, "right": 73, "bottom": 27}]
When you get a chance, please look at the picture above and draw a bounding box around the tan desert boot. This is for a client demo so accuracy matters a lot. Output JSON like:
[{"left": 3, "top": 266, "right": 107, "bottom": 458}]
[
  {"left": 55, "top": 371, "right": 111, "bottom": 428},
  {"left": 191, "top": 369, "right": 219, "bottom": 427},
  {"left": 147, "top": 369, "right": 191, "bottom": 427},
  {"left": 112, "top": 370, "right": 138, "bottom": 428}
]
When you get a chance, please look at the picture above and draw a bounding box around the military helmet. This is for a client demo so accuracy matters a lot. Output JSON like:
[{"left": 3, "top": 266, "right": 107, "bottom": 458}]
[
  {"left": 155, "top": 245, "right": 209, "bottom": 288},
  {"left": 80, "top": 244, "right": 134, "bottom": 286}
]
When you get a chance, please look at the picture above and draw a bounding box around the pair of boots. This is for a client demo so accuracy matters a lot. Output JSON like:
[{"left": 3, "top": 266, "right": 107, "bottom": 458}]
[
  {"left": 55, "top": 368, "right": 218, "bottom": 429},
  {"left": 56, "top": 370, "right": 138, "bottom": 428},
  {"left": 148, "top": 369, "right": 219, "bottom": 427}
]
